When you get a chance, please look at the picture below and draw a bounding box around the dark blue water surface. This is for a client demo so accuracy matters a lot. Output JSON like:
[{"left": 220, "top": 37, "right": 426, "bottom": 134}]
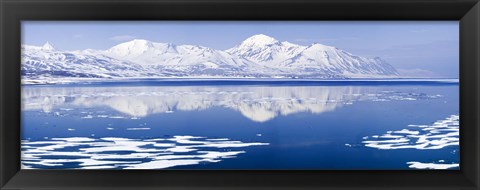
[{"left": 21, "top": 80, "right": 459, "bottom": 170}]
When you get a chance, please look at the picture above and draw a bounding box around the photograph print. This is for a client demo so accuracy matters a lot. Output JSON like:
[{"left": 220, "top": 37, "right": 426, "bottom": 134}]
[{"left": 21, "top": 21, "right": 459, "bottom": 170}]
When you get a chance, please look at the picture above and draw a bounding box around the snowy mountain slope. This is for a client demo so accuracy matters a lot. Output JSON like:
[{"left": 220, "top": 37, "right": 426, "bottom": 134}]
[
  {"left": 227, "top": 34, "right": 307, "bottom": 66},
  {"left": 22, "top": 43, "right": 151, "bottom": 79},
  {"left": 21, "top": 34, "right": 400, "bottom": 82},
  {"left": 103, "top": 39, "right": 259, "bottom": 77},
  {"left": 227, "top": 34, "right": 399, "bottom": 78}
]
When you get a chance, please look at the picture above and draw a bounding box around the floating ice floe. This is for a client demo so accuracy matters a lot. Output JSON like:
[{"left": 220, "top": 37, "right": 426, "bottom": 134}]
[
  {"left": 126, "top": 128, "right": 151, "bottom": 130},
  {"left": 109, "top": 116, "right": 125, "bottom": 119},
  {"left": 358, "top": 115, "right": 460, "bottom": 169},
  {"left": 21, "top": 135, "right": 268, "bottom": 169},
  {"left": 407, "top": 161, "right": 459, "bottom": 169},
  {"left": 362, "top": 115, "right": 459, "bottom": 150},
  {"left": 81, "top": 115, "right": 93, "bottom": 119}
]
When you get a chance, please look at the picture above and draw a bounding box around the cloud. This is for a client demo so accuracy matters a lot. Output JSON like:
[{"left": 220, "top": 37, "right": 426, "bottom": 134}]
[{"left": 109, "top": 35, "right": 136, "bottom": 42}]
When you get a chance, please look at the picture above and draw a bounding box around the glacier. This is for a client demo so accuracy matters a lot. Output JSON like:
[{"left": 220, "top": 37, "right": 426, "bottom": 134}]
[{"left": 22, "top": 34, "right": 400, "bottom": 83}]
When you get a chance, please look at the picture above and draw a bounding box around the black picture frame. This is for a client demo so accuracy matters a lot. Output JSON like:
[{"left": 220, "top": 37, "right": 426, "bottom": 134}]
[{"left": 1, "top": 0, "right": 479, "bottom": 189}]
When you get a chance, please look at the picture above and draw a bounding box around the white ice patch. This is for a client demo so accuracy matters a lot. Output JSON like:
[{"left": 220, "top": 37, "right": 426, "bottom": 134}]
[
  {"left": 407, "top": 161, "right": 459, "bottom": 169},
  {"left": 362, "top": 115, "right": 459, "bottom": 150},
  {"left": 51, "top": 137, "right": 96, "bottom": 142},
  {"left": 126, "top": 128, "right": 151, "bottom": 130},
  {"left": 21, "top": 135, "right": 268, "bottom": 169},
  {"left": 108, "top": 116, "right": 125, "bottom": 119}
]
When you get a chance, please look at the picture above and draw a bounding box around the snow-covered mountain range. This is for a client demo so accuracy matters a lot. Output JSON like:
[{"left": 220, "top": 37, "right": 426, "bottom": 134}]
[{"left": 22, "top": 34, "right": 400, "bottom": 82}]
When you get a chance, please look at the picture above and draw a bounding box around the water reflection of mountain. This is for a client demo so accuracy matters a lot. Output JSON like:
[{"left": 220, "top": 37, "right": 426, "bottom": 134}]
[{"left": 22, "top": 86, "right": 424, "bottom": 122}]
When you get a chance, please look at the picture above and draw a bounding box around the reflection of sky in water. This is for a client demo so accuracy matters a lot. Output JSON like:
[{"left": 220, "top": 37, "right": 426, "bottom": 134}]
[{"left": 21, "top": 84, "right": 459, "bottom": 169}]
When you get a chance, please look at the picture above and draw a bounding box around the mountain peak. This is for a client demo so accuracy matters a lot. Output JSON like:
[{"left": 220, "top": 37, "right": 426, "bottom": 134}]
[
  {"left": 307, "top": 43, "right": 335, "bottom": 50},
  {"left": 130, "top": 39, "right": 151, "bottom": 43},
  {"left": 125, "top": 39, "right": 154, "bottom": 47},
  {"left": 42, "top": 41, "right": 55, "bottom": 51},
  {"left": 241, "top": 34, "right": 279, "bottom": 47},
  {"left": 107, "top": 39, "right": 155, "bottom": 57}
]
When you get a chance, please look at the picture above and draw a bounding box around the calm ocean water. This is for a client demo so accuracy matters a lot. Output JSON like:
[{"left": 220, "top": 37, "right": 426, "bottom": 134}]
[{"left": 21, "top": 81, "right": 459, "bottom": 170}]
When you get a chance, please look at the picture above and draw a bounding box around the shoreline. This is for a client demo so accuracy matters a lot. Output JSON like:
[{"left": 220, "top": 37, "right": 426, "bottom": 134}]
[{"left": 21, "top": 77, "right": 460, "bottom": 86}]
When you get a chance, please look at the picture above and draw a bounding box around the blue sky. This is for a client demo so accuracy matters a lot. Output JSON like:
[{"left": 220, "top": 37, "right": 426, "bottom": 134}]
[{"left": 22, "top": 21, "right": 459, "bottom": 78}]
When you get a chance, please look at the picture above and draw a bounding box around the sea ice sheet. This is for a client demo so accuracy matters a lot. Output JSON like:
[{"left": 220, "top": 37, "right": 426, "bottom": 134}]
[
  {"left": 21, "top": 135, "right": 268, "bottom": 169},
  {"left": 362, "top": 115, "right": 459, "bottom": 150},
  {"left": 360, "top": 115, "right": 459, "bottom": 169}
]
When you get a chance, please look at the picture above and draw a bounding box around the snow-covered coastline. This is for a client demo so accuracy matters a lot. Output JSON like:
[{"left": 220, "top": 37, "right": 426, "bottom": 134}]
[{"left": 21, "top": 77, "right": 459, "bottom": 85}]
